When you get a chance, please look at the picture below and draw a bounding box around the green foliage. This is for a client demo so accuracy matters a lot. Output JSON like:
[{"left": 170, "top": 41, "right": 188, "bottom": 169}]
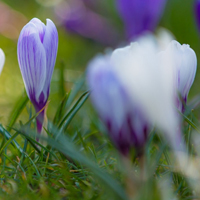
[{"left": 0, "top": 0, "right": 200, "bottom": 199}]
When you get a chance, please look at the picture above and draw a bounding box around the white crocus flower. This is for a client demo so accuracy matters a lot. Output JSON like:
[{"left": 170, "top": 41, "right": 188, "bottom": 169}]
[{"left": 110, "top": 34, "right": 182, "bottom": 150}]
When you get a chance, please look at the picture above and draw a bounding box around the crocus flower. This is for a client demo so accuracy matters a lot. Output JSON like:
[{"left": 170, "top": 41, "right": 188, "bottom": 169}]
[
  {"left": 55, "top": 0, "right": 118, "bottom": 46},
  {"left": 163, "top": 41, "right": 197, "bottom": 113},
  {"left": 17, "top": 18, "right": 58, "bottom": 134},
  {"left": 110, "top": 34, "right": 184, "bottom": 151},
  {"left": 87, "top": 55, "right": 150, "bottom": 155},
  {"left": 116, "top": 0, "right": 167, "bottom": 41}
]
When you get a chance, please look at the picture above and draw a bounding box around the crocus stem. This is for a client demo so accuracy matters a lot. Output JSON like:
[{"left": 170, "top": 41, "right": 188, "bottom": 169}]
[{"left": 35, "top": 108, "right": 45, "bottom": 141}]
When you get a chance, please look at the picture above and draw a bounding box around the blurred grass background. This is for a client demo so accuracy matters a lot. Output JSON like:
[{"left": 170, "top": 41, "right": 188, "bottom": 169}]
[{"left": 0, "top": 0, "right": 199, "bottom": 124}]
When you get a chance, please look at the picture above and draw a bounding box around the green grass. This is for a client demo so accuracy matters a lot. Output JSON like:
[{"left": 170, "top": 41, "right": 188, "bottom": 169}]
[{"left": 0, "top": 0, "right": 200, "bottom": 199}]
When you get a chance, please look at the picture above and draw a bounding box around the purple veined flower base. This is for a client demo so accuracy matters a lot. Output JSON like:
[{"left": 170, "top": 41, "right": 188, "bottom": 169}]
[{"left": 106, "top": 116, "right": 149, "bottom": 157}]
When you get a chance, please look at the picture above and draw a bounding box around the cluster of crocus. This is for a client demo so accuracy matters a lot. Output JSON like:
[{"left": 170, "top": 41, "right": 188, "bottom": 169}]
[
  {"left": 87, "top": 33, "right": 197, "bottom": 155},
  {"left": 15, "top": 14, "right": 197, "bottom": 156},
  {"left": 17, "top": 18, "right": 58, "bottom": 135}
]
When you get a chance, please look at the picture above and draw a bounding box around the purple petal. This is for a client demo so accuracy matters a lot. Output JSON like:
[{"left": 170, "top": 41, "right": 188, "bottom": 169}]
[
  {"left": 17, "top": 22, "right": 46, "bottom": 103},
  {"left": 42, "top": 19, "right": 58, "bottom": 100},
  {"left": 30, "top": 18, "right": 46, "bottom": 43}
]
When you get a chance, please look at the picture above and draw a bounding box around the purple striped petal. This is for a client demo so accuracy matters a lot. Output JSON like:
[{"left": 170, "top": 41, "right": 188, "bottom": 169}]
[
  {"left": 17, "top": 22, "right": 46, "bottom": 104},
  {"left": 30, "top": 18, "right": 46, "bottom": 43},
  {"left": 42, "top": 19, "right": 58, "bottom": 100}
]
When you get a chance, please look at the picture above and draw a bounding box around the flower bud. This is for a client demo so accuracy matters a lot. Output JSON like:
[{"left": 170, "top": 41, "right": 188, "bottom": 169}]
[{"left": 17, "top": 18, "right": 58, "bottom": 134}]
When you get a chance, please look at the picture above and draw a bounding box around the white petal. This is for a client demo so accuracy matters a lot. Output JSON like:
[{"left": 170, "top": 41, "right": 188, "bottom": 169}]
[
  {"left": 42, "top": 19, "right": 58, "bottom": 100},
  {"left": 0, "top": 49, "right": 5, "bottom": 74},
  {"left": 166, "top": 40, "right": 197, "bottom": 98}
]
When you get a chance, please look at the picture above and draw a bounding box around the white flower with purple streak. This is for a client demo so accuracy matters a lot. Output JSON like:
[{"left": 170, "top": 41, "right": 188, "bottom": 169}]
[
  {"left": 87, "top": 55, "right": 150, "bottom": 155},
  {"left": 163, "top": 41, "right": 197, "bottom": 112}
]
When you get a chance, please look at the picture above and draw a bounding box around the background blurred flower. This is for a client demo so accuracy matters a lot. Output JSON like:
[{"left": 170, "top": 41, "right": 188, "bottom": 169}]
[
  {"left": 195, "top": 0, "right": 200, "bottom": 33},
  {"left": 17, "top": 18, "right": 58, "bottom": 134},
  {"left": 55, "top": 0, "right": 119, "bottom": 46},
  {"left": 116, "top": 0, "right": 167, "bottom": 41},
  {"left": 163, "top": 40, "right": 197, "bottom": 113},
  {"left": 87, "top": 55, "right": 150, "bottom": 156},
  {"left": 0, "top": 2, "right": 27, "bottom": 40}
]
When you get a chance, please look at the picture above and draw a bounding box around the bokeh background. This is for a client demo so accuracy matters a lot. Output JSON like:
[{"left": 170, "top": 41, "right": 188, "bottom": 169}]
[{"left": 0, "top": 0, "right": 199, "bottom": 125}]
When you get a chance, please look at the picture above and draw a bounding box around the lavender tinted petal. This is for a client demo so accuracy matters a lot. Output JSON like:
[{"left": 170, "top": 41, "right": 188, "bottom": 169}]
[
  {"left": 17, "top": 22, "right": 46, "bottom": 103},
  {"left": 42, "top": 19, "right": 58, "bottom": 101},
  {"left": 30, "top": 18, "right": 46, "bottom": 43}
]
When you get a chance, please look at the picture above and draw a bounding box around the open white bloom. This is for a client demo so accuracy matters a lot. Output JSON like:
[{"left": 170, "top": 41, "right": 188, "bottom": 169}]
[{"left": 110, "top": 34, "right": 181, "bottom": 149}]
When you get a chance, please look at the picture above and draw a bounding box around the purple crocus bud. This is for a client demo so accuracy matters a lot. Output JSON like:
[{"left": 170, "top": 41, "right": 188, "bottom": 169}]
[
  {"left": 116, "top": 0, "right": 167, "bottom": 41},
  {"left": 195, "top": 0, "right": 200, "bottom": 32},
  {"left": 87, "top": 55, "right": 149, "bottom": 156},
  {"left": 17, "top": 18, "right": 58, "bottom": 134},
  {"left": 164, "top": 41, "right": 197, "bottom": 113}
]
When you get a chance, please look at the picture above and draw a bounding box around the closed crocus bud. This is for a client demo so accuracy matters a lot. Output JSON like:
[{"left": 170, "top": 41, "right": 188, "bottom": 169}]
[
  {"left": 164, "top": 41, "right": 197, "bottom": 113},
  {"left": 87, "top": 55, "right": 149, "bottom": 156},
  {"left": 116, "top": 0, "right": 167, "bottom": 41},
  {"left": 17, "top": 18, "right": 58, "bottom": 135}
]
